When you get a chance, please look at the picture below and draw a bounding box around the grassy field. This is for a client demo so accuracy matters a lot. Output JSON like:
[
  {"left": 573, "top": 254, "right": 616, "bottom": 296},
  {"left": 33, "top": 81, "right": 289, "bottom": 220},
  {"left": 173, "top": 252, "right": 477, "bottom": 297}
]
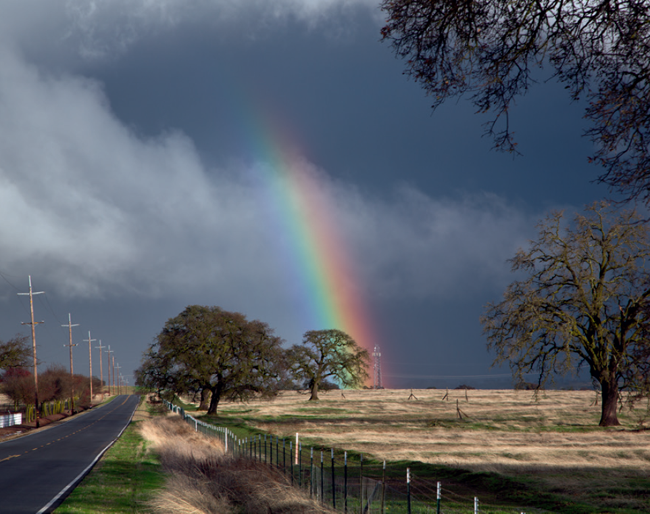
[
  {"left": 195, "top": 388, "right": 650, "bottom": 513},
  {"left": 54, "top": 398, "right": 166, "bottom": 513}
]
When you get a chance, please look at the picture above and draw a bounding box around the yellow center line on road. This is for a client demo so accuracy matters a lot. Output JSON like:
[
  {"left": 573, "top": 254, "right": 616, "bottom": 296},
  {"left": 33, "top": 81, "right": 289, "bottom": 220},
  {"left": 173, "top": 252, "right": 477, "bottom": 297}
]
[{"left": 0, "top": 396, "right": 136, "bottom": 464}]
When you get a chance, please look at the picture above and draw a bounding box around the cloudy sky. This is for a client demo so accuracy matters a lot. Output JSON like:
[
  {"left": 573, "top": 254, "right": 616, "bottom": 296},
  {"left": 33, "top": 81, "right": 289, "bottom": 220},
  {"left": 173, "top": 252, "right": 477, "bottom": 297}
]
[{"left": 0, "top": 0, "right": 611, "bottom": 389}]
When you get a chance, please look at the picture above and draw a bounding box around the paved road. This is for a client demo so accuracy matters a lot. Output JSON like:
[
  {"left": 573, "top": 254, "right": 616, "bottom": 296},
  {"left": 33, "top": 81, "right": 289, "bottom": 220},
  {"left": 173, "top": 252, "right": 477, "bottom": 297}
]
[{"left": 0, "top": 394, "right": 139, "bottom": 513}]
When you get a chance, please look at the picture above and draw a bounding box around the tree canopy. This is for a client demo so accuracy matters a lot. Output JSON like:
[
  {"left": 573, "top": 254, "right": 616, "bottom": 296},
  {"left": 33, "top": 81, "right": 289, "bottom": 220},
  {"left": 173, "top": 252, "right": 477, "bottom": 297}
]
[
  {"left": 0, "top": 335, "right": 30, "bottom": 371},
  {"left": 482, "top": 202, "right": 650, "bottom": 426},
  {"left": 381, "top": 0, "right": 650, "bottom": 203},
  {"left": 288, "top": 329, "right": 370, "bottom": 401},
  {"left": 135, "top": 305, "right": 286, "bottom": 414}
]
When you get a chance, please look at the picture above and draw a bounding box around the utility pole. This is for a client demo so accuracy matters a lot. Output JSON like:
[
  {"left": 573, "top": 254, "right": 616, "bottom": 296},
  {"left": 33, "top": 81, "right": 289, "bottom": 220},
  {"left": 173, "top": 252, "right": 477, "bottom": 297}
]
[
  {"left": 61, "top": 313, "right": 79, "bottom": 412},
  {"left": 95, "top": 340, "right": 106, "bottom": 400},
  {"left": 84, "top": 331, "right": 96, "bottom": 402},
  {"left": 112, "top": 354, "right": 116, "bottom": 396},
  {"left": 115, "top": 364, "right": 121, "bottom": 395},
  {"left": 373, "top": 346, "right": 383, "bottom": 389},
  {"left": 105, "top": 345, "right": 113, "bottom": 395},
  {"left": 18, "top": 276, "right": 44, "bottom": 427}
]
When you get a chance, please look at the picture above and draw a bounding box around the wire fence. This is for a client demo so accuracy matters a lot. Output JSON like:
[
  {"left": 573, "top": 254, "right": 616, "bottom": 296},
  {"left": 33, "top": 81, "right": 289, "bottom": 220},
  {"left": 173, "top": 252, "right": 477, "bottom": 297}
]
[{"left": 163, "top": 400, "right": 534, "bottom": 514}]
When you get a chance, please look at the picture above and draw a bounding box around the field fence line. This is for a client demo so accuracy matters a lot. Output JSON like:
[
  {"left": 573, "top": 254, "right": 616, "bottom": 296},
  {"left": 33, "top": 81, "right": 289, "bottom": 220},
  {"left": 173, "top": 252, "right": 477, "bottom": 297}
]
[{"left": 162, "top": 399, "right": 536, "bottom": 514}]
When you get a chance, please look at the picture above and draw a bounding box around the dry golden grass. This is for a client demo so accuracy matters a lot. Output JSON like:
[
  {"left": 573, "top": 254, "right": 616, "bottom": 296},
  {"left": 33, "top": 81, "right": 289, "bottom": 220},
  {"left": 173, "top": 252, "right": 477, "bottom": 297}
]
[
  {"left": 211, "top": 388, "right": 650, "bottom": 509},
  {"left": 139, "top": 417, "right": 334, "bottom": 514}
]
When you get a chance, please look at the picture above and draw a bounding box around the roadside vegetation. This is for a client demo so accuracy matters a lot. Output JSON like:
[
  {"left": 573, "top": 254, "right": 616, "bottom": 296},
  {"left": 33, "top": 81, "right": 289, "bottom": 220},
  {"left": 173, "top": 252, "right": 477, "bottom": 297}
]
[
  {"left": 54, "top": 398, "right": 165, "bottom": 513},
  {"left": 141, "top": 415, "right": 331, "bottom": 514}
]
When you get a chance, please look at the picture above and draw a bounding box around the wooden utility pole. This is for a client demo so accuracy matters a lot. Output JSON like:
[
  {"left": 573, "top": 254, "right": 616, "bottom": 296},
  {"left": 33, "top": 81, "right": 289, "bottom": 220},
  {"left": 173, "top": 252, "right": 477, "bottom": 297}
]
[
  {"left": 115, "top": 364, "right": 121, "bottom": 395},
  {"left": 62, "top": 313, "right": 79, "bottom": 412},
  {"left": 18, "top": 276, "right": 44, "bottom": 427},
  {"left": 105, "top": 345, "right": 113, "bottom": 395},
  {"left": 111, "top": 354, "right": 116, "bottom": 396},
  {"left": 84, "top": 331, "right": 96, "bottom": 402},
  {"left": 95, "top": 340, "right": 106, "bottom": 400}
]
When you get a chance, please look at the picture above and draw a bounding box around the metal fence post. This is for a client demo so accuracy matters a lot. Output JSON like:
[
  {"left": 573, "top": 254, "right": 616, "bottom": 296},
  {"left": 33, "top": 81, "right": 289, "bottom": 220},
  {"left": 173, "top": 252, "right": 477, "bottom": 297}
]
[
  {"left": 407, "top": 468, "right": 411, "bottom": 514},
  {"left": 381, "top": 460, "right": 386, "bottom": 514},
  {"left": 310, "top": 448, "right": 314, "bottom": 498},
  {"left": 360, "top": 454, "right": 364, "bottom": 512},
  {"left": 331, "top": 448, "right": 336, "bottom": 509},
  {"left": 344, "top": 451, "right": 348, "bottom": 514},
  {"left": 299, "top": 442, "right": 303, "bottom": 488},
  {"left": 320, "top": 450, "right": 324, "bottom": 505}
]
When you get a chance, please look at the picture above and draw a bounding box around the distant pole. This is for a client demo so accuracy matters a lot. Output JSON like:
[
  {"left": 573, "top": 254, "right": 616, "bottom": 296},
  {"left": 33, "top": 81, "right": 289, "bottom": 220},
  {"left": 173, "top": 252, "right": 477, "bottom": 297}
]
[
  {"left": 105, "top": 346, "right": 113, "bottom": 395},
  {"left": 95, "top": 340, "right": 105, "bottom": 399},
  {"left": 18, "top": 276, "right": 44, "bottom": 427},
  {"left": 115, "top": 364, "right": 121, "bottom": 395},
  {"left": 84, "top": 331, "right": 96, "bottom": 402},
  {"left": 373, "top": 345, "right": 382, "bottom": 389},
  {"left": 61, "top": 313, "right": 79, "bottom": 412},
  {"left": 112, "top": 355, "right": 116, "bottom": 396}
]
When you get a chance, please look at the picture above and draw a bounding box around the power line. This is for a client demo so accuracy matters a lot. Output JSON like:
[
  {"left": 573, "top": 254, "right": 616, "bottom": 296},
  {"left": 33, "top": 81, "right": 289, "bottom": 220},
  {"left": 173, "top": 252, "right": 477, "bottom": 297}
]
[{"left": 0, "top": 267, "right": 22, "bottom": 292}]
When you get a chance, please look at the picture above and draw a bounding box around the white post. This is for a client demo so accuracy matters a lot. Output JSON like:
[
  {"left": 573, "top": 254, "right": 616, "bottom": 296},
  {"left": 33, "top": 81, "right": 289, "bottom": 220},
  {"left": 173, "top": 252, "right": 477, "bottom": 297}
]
[
  {"left": 295, "top": 432, "right": 299, "bottom": 465},
  {"left": 474, "top": 497, "right": 479, "bottom": 514}
]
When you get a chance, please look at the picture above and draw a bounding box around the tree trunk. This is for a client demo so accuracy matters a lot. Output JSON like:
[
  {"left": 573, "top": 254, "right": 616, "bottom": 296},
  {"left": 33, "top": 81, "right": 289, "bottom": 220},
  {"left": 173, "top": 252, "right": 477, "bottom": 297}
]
[
  {"left": 599, "top": 378, "right": 620, "bottom": 427},
  {"left": 207, "top": 384, "right": 222, "bottom": 414},
  {"left": 309, "top": 380, "right": 319, "bottom": 401},
  {"left": 198, "top": 388, "right": 211, "bottom": 411}
]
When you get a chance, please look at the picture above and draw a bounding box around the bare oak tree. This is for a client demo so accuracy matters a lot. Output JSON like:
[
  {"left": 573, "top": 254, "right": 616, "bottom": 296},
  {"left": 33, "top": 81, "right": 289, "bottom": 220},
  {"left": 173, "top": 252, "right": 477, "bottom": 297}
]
[
  {"left": 482, "top": 202, "right": 650, "bottom": 426},
  {"left": 288, "top": 329, "right": 370, "bottom": 401},
  {"left": 381, "top": 0, "right": 650, "bottom": 203}
]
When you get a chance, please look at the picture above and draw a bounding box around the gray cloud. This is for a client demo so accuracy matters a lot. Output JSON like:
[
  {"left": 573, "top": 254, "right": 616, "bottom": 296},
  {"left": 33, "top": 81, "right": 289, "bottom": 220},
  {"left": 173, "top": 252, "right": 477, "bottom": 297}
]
[
  {"left": 0, "top": 48, "right": 534, "bottom": 306},
  {"left": 56, "top": 0, "right": 383, "bottom": 59}
]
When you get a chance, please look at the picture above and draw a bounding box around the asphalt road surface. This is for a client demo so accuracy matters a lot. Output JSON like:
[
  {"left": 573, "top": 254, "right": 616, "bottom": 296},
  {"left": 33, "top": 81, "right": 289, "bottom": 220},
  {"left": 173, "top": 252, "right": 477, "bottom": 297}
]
[{"left": 0, "top": 394, "right": 139, "bottom": 513}]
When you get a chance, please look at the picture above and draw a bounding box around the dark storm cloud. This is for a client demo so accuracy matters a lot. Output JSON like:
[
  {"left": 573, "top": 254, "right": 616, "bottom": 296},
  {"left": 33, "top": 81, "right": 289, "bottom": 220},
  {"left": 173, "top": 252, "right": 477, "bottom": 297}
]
[{"left": 0, "top": 1, "right": 609, "bottom": 383}]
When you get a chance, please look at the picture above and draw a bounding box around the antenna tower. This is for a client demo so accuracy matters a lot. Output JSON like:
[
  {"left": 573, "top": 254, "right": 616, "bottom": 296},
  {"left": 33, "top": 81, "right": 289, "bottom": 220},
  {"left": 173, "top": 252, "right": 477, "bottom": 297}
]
[{"left": 373, "top": 345, "right": 382, "bottom": 389}]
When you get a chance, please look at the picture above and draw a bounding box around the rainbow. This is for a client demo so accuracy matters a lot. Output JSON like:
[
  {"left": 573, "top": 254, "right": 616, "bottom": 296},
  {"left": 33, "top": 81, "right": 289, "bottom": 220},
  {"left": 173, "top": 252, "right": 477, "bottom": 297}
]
[{"left": 239, "top": 98, "right": 380, "bottom": 383}]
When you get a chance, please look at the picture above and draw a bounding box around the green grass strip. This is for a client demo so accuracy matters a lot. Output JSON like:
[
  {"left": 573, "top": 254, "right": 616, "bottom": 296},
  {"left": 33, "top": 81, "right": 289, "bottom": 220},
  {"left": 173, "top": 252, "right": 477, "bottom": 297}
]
[{"left": 54, "top": 420, "right": 165, "bottom": 513}]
